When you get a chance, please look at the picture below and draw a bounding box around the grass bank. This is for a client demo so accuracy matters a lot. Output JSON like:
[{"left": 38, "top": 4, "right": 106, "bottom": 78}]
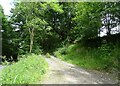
[
  {"left": 54, "top": 43, "right": 119, "bottom": 72},
  {"left": 0, "top": 54, "right": 48, "bottom": 84}
]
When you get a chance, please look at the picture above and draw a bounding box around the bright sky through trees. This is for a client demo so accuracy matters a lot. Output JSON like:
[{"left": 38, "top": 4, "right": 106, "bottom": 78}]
[{"left": 0, "top": 0, "right": 14, "bottom": 15}]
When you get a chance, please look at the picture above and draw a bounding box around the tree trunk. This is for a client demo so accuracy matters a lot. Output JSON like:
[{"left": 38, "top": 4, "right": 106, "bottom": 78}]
[{"left": 29, "top": 28, "right": 34, "bottom": 53}]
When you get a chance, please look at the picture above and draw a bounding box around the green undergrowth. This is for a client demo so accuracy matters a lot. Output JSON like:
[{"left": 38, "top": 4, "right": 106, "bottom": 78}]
[
  {"left": 54, "top": 43, "right": 119, "bottom": 72},
  {"left": 0, "top": 54, "right": 48, "bottom": 84}
]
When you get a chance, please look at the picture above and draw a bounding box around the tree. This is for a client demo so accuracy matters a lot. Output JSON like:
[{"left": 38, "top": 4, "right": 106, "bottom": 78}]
[
  {"left": 74, "top": 2, "right": 102, "bottom": 41},
  {"left": 10, "top": 2, "right": 64, "bottom": 53},
  {"left": 100, "top": 2, "right": 120, "bottom": 36},
  {"left": 1, "top": 4, "right": 19, "bottom": 61},
  {"left": 44, "top": 2, "right": 76, "bottom": 44}
]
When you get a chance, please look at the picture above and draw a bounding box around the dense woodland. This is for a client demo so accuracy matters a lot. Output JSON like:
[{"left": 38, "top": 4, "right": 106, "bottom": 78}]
[{"left": 0, "top": 2, "right": 120, "bottom": 72}]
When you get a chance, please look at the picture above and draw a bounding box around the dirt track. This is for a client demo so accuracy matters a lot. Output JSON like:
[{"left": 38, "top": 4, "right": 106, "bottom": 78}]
[{"left": 40, "top": 56, "right": 118, "bottom": 84}]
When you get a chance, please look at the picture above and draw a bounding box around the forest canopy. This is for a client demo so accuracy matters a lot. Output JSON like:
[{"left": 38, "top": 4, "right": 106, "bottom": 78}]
[{"left": 1, "top": 1, "right": 120, "bottom": 61}]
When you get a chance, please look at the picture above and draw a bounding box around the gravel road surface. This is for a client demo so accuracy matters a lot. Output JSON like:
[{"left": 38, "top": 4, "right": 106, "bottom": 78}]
[{"left": 40, "top": 56, "right": 118, "bottom": 84}]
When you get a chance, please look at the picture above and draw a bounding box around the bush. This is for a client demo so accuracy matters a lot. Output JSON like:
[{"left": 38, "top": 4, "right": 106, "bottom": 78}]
[
  {"left": 54, "top": 43, "right": 119, "bottom": 72},
  {"left": 46, "top": 53, "right": 51, "bottom": 58},
  {"left": 0, "top": 54, "right": 48, "bottom": 84},
  {"left": 32, "top": 46, "right": 43, "bottom": 55}
]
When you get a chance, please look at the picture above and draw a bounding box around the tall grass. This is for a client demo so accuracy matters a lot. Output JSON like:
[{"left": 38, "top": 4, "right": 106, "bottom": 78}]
[
  {"left": 0, "top": 54, "right": 48, "bottom": 84},
  {"left": 54, "top": 43, "right": 119, "bottom": 72}
]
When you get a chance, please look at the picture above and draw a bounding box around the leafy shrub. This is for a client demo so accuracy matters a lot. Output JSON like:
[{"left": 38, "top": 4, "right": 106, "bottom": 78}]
[
  {"left": 54, "top": 43, "right": 119, "bottom": 72},
  {"left": 0, "top": 54, "right": 48, "bottom": 84},
  {"left": 32, "top": 46, "right": 43, "bottom": 55},
  {"left": 46, "top": 53, "right": 51, "bottom": 58}
]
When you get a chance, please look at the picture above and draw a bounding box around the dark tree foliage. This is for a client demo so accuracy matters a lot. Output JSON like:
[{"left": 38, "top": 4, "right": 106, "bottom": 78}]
[
  {"left": 1, "top": 5, "right": 18, "bottom": 62},
  {"left": 1, "top": 2, "right": 120, "bottom": 61}
]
